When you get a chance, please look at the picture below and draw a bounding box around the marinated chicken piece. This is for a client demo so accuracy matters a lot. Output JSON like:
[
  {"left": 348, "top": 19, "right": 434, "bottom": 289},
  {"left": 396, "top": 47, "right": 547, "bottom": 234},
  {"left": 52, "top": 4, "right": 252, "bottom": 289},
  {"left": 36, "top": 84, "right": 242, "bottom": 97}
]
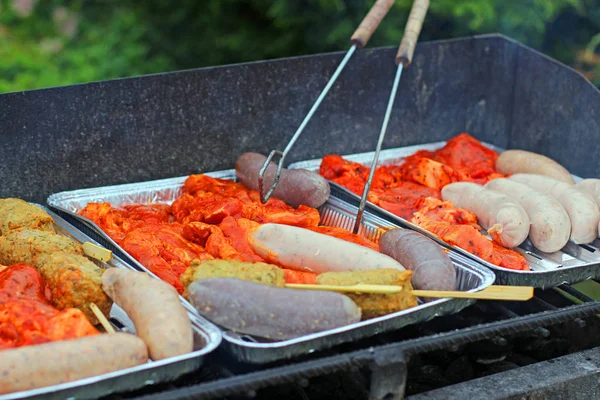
[
  {"left": 319, "top": 155, "right": 397, "bottom": 195},
  {"left": 412, "top": 198, "right": 529, "bottom": 271},
  {"left": 317, "top": 269, "right": 418, "bottom": 319},
  {"left": 410, "top": 133, "right": 505, "bottom": 184},
  {"left": 0, "top": 264, "right": 99, "bottom": 349},
  {"left": 396, "top": 156, "right": 465, "bottom": 189},
  {"left": 79, "top": 202, "right": 171, "bottom": 243},
  {"left": 174, "top": 174, "right": 320, "bottom": 228},
  {"left": 0, "top": 228, "right": 84, "bottom": 266},
  {"left": 308, "top": 226, "right": 379, "bottom": 251},
  {"left": 369, "top": 183, "right": 441, "bottom": 220},
  {"left": 319, "top": 156, "right": 440, "bottom": 219},
  {"left": 120, "top": 222, "right": 212, "bottom": 294},
  {"left": 282, "top": 269, "right": 317, "bottom": 284},
  {"left": 0, "top": 199, "right": 55, "bottom": 235}
]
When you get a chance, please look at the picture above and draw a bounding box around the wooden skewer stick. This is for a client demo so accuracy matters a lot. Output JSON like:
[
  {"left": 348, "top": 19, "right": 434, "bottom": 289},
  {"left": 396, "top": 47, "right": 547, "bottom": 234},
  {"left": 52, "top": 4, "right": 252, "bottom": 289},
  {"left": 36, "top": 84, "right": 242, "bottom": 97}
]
[
  {"left": 285, "top": 283, "right": 403, "bottom": 294},
  {"left": 284, "top": 284, "right": 534, "bottom": 301},
  {"left": 83, "top": 242, "right": 113, "bottom": 262},
  {"left": 90, "top": 303, "right": 116, "bottom": 334}
]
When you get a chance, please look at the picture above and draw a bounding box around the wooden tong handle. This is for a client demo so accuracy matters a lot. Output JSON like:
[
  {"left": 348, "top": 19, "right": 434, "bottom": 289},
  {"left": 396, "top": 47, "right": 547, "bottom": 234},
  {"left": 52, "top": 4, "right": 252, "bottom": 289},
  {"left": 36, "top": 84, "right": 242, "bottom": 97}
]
[
  {"left": 396, "top": 0, "right": 430, "bottom": 65},
  {"left": 351, "top": 0, "right": 395, "bottom": 48}
]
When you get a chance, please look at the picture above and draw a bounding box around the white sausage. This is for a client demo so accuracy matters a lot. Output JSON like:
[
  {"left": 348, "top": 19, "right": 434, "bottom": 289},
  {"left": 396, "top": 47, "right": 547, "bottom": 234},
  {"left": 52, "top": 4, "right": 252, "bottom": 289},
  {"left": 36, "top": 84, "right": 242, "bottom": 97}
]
[
  {"left": 248, "top": 223, "right": 405, "bottom": 274},
  {"left": 485, "top": 178, "right": 571, "bottom": 253},
  {"left": 496, "top": 149, "right": 574, "bottom": 184},
  {"left": 0, "top": 333, "right": 148, "bottom": 395},
  {"left": 102, "top": 269, "right": 193, "bottom": 361},
  {"left": 575, "top": 179, "right": 600, "bottom": 235},
  {"left": 510, "top": 174, "right": 599, "bottom": 244},
  {"left": 441, "top": 182, "right": 530, "bottom": 248},
  {"left": 575, "top": 179, "right": 600, "bottom": 207}
]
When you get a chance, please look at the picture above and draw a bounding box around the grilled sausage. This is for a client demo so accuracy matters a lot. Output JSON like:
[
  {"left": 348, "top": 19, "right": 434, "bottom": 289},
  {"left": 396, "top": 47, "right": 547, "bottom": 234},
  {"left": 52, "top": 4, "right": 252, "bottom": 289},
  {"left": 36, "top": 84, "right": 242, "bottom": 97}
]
[
  {"left": 379, "top": 229, "right": 456, "bottom": 291},
  {"left": 496, "top": 150, "right": 575, "bottom": 184},
  {"left": 235, "top": 152, "right": 330, "bottom": 208},
  {"left": 510, "top": 174, "right": 599, "bottom": 244},
  {"left": 188, "top": 278, "right": 361, "bottom": 340},
  {"left": 485, "top": 178, "right": 571, "bottom": 253},
  {"left": 441, "top": 182, "right": 530, "bottom": 248},
  {"left": 248, "top": 223, "right": 405, "bottom": 274},
  {"left": 575, "top": 179, "right": 600, "bottom": 208},
  {"left": 102, "top": 269, "right": 193, "bottom": 360},
  {"left": 0, "top": 333, "right": 148, "bottom": 395}
]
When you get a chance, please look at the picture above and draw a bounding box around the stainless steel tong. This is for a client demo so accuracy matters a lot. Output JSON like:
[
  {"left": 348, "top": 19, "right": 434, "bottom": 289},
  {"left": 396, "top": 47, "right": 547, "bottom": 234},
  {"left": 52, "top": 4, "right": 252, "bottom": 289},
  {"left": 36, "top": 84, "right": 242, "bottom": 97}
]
[{"left": 257, "top": 0, "right": 396, "bottom": 203}]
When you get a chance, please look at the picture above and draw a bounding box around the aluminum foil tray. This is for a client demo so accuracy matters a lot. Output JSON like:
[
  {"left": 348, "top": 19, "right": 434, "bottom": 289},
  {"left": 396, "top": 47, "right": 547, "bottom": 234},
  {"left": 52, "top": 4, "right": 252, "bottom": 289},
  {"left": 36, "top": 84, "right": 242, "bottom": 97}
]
[
  {"left": 287, "top": 140, "right": 600, "bottom": 288},
  {"left": 46, "top": 171, "right": 494, "bottom": 364},
  {"left": 2, "top": 206, "right": 222, "bottom": 400}
]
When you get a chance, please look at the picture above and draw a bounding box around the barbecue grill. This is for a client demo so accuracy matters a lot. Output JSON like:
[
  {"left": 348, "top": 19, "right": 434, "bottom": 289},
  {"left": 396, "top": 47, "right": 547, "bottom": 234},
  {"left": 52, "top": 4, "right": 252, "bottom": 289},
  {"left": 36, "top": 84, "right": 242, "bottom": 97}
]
[{"left": 2, "top": 34, "right": 600, "bottom": 399}]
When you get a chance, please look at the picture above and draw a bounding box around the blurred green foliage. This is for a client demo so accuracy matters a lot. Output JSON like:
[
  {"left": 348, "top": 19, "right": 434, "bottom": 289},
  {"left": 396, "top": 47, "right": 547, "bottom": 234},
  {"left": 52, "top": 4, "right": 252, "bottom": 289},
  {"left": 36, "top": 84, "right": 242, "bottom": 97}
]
[{"left": 1, "top": 0, "right": 600, "bottom": 93}]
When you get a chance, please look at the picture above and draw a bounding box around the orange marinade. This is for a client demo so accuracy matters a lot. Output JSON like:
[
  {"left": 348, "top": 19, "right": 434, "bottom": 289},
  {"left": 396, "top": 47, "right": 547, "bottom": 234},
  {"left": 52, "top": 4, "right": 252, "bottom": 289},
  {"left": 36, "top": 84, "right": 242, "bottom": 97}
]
[
  {"left": 0, "top": 264, "right": 99, "bottom": 349},
  {"left": 318, "top": 133, "right": 529, "bottom": 271},
  {"left": 79, "top": 174, "right": 381, "bottom": 291}
]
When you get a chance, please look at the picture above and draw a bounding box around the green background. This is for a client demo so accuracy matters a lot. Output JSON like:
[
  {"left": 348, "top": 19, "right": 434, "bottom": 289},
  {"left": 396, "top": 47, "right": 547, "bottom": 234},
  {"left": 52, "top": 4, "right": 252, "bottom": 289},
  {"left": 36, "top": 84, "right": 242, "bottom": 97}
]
[{"left": 1, "top": 0, "right": 599, "bottom": 94}]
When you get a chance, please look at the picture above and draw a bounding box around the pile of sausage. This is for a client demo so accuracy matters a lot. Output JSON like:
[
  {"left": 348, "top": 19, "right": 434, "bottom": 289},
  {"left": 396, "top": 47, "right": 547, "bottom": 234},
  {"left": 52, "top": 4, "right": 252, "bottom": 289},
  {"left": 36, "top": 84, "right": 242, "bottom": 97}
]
[
  {"left": 442, "top": 150, "right": 600, "bottom": 254},
  {"left": 176, "top": 154, "right": 459, "bottom": 341},
  {"left": 0, "top": 200, "right": 194, "bottom": 395}
]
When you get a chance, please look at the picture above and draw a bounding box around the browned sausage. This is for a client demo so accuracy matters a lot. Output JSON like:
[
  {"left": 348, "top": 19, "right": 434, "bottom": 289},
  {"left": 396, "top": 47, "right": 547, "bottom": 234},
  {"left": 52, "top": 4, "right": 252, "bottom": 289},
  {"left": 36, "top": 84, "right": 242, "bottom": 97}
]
[
  {"left": 379, "top": 229, "right": 456, "bottom": 291},
  {"left": 0, "top": 333, "right": 148, "bottom": 394},
  {"left": 188, "top": 277, "right": 361, "bottom": 340},
  {"left": 235, "top": 152, "right": 330, "bottom": 208},
  {"left": 102, "top": 269, "right": 193, "bottom": 360}
]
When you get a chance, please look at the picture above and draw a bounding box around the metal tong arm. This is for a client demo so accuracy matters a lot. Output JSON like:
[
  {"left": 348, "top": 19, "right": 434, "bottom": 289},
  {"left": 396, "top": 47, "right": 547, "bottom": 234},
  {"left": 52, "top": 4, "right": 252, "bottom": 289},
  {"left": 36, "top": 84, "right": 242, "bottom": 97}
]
[
  {"left": 258, "top": 0, "right": 395, "bottom": 203},
  {"left": 353, "top": 0, "right": 429, "bottom": 234}
]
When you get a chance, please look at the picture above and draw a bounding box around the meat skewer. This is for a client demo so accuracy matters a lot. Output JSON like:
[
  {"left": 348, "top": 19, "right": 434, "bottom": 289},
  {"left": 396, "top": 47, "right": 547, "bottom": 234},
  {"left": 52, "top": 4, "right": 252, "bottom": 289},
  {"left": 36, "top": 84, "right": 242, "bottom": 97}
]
[
  {"left": 257, "top": 0, "right": 395, "bottom": 203},
  {"left": 285, "top": 282, "right": 534, "bottom": 301}
]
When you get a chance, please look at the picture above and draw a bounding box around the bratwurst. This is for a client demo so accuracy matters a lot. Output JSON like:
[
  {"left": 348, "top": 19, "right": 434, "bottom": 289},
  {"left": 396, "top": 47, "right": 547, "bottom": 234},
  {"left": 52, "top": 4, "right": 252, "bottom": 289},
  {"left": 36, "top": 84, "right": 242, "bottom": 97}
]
[
  {"left": 441, "top": 182, "right": 530, "bottom": 248},
  {"left": 188, "top": 277, "right": 361, "bottom": 340},
  {"left": 510, "top": 174, "right": 599, "bottom": 244},
  {"left": 0, "top": 333, "right": 148, "bottom": 395},
  {"left": 235, "top": 152, "right": 330, "bottom": 208},
  {"left": 248, "top": 223, "right": 405, "bottom": 274},
  {"left": 485, "top": 178, "right": 571, "bottom": 253},
  {"left": 379, "top": 229, "right": 456, "bottom": 291},
  {"left": 102, "top": 269, "right": 193, "bottom": 361},
  {"left": 496, "top": 149, "right": 574, "bottom": 184},
  {"left": 575, "top": 179, "right": 600, "bottom": 208}
]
